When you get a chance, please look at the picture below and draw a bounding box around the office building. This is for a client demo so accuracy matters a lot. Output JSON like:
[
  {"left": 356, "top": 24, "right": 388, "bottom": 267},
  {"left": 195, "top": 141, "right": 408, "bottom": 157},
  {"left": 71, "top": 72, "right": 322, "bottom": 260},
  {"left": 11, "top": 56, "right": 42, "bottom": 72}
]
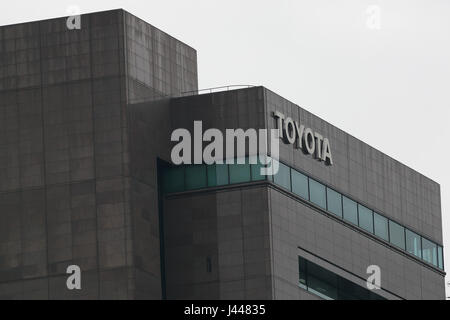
[{"left": 0, "top": 9, "right": 445, "bottom": 299}]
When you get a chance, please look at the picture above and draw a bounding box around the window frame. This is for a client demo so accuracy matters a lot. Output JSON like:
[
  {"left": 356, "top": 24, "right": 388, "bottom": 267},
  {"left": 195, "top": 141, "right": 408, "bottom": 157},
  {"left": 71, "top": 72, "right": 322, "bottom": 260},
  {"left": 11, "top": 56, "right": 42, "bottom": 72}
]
[
  {"left": 373, "top": 212, "right": 389, "bottom": 242},
  {"left": 357, "top": 204, "right": 374, "bottom": 234},
  {"left": 291, "top": 169, "right": 310, "bottom": 200},
  {"left": 389, "top": 220, "right": 406, "bottom": 250},
  {"left": 308, "top": 178, "right": 327, "bottom": 210},
  {"left": 405, "top": 229, "right": 422, "bottom": 259},
  {"left": 421, "top": 237, "right": 438, "bottom": 267},
  {"left": 342, "top": 196, "right": 358, "bottom": 226},
  {"left": 326, "top": 187, "right": 343, "bottom": 218},
  {"left": 273, "top": 161, "right": 292, "bottom": 191}
]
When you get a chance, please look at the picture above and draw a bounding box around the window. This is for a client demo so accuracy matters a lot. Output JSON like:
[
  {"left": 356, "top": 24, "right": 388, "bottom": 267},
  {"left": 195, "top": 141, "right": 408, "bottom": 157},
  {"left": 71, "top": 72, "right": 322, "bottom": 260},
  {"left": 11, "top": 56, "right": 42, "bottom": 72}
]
[
  {"left": 326, "top": 188, "right": 342, "bottom": 218},
  {"left": 405, "top": 229, "right": 422, "bottom": 259},
  {"left": 163, "top": 166, "right": 184, "bottom": 193},
  {"left": 438, "top": 246, "right": 444, "bottom": 270},
  {"left": 250, "top": 162, "right": 267, "bottom": 181},
  {"left": 292, "top": 169, "right": 309, "bottom": 200},
  {"left": 422, "top": 238, "right": 438, "bottom": 267},
  {"left": 358, "top": 204, "right": 373, "bottom": 233},
  {"left": 249, "top": 155, "right": 268, "bottom": 182},
  {"left": 389, "top": 221, "right": 405, "bottom": 250},
  {"left": 273, "top": 161, "right": 291, "bottom": 190},
  {"left": 343, "top": 196, "right": 358, "bottom": 225},
  {"left": 229, "top": 159, "right": 251, "bottom": 184},
  {"left": 298, "top": 256, "right": 385, "bottom": 300},
  {"left": 161, "top": 160, "right": 445, "bottom": 271},
  {"left": 338, "top": 277, "right": 383, "bottom": 300},
  {"left": 309, "top": 179, "right": 326, "bottom": 209},
  {"left": 207, "top": 163, "right": 229, "bottom": 187},
  {"left": 298, "top": 256, "right": 307, "bottom": 289},
  {"left": 265, "top": 157, "right": 276, "bottom": 182},
  {"left": 373, "top": 213, "right": 389, "bottom": 241},
  {"left": 307, "top": 261, "right": 338, "bottom": 300},
  {"left": 185, "top": 165, "right": 207, "bottom": 190}
]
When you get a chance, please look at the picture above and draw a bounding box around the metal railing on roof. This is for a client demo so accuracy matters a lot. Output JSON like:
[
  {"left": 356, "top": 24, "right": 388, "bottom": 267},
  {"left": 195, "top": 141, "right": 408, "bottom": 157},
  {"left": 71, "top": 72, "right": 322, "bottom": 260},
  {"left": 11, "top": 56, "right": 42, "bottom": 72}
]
[{"left": 180, "top": 85, "right": 256, "bottom": 97}]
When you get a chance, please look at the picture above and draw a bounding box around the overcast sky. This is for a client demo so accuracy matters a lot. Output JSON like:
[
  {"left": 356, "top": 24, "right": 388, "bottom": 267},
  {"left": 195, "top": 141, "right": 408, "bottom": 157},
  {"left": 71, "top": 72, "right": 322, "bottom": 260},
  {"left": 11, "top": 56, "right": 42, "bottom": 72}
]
[{"left": 1, "top": 0, "right": 449, "bottom": 297}]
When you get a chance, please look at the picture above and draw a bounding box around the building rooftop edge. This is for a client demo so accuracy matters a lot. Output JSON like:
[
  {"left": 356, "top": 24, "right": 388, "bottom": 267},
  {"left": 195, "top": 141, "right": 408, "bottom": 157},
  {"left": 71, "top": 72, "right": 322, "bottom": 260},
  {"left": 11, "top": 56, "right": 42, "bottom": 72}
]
[
  {"left": 169, "top": 85, "right": 441, "bottom": 188},
  {"left": 0, "top": 8, "right": 197, "bottom": 52}
]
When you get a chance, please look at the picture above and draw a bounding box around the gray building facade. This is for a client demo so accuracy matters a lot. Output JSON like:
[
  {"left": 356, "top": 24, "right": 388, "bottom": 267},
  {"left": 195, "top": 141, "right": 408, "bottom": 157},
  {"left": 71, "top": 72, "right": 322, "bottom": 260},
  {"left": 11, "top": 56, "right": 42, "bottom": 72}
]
[{"left": 0, "top": 9, "right": 445, "bottom": 300}]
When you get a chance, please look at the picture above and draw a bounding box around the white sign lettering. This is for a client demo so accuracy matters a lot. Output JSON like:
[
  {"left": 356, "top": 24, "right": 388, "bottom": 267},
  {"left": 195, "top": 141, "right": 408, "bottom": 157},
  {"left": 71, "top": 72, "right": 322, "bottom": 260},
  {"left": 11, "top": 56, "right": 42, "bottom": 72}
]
[{"left": 273, "top": 111, "right": 333, "bottom": 165}]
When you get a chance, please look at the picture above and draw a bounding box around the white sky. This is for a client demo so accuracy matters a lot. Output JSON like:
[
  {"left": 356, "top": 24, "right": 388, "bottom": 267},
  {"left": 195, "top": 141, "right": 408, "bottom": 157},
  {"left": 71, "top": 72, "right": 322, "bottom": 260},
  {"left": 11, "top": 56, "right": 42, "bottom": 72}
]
[{"left": 1, "top": 0, "right": 449, "bottom": 298}]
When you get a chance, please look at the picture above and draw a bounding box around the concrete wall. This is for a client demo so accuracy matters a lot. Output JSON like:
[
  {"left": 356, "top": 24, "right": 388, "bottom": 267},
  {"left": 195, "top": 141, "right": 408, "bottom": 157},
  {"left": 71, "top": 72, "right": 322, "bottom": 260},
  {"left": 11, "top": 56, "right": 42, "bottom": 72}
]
[
  {"left": 263, "top": 88, "right": 444, "bottom": 299},
  {"left": 123, "top": 12, "right": 198, "bottom": 104},
  {"left": 0, "top": 9, "right": 131, "bottom": 300},
  {"left": 164, "top": 186, "right": 272, "bottom": 300},
  {"left": 124, "top": 10, "right": 197, "bottom": 299},
  {"left": 0, "top": 9, "right": 197, "bottom": 299}
]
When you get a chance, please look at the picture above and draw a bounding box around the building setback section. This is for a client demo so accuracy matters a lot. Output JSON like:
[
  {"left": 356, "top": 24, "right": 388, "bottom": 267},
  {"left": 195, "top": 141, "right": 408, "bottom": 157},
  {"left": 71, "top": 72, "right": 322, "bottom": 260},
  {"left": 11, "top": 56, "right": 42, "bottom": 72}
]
[
  {"left": 0, "top": 10, "right": 445, "bottom": 299},
  {"left": 161, "top": 87, "right": 444, "bottom": 299}
]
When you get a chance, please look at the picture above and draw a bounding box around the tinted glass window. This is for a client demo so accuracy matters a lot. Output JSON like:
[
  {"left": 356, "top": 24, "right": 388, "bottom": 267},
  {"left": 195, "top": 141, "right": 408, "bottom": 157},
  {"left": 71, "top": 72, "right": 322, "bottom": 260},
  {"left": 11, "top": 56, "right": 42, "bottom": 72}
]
[
  {"left": 343, "top": 196, "right": 358, "bottom": 225},
  {"left": 273, "top": 161, "right": 291, "bottom": 190},
  {"left": 389, "top": 221, "right": 405, "bottom": 250},
  {"left": 438, "top": 246, "right": 443, "bottom": 270},
  {"left": 405, "top": 229, "right": 422, "bottom": 259},
  {"left": 163, "top": 166, "right": 185, "bottom": 193},
  {"left": 338, "top": 277, "right": 369, "bottom": 300},
  {"left": 229, "top": 160, "right": 251, "bottom": 184},
  {"left": 165, "top": 160, "right": 441, "bottom": 269},
  {"left": 373, "top": 213, "right": 389, "bottom": 241},
  {"left": 249, "top": 155, "right": 268, "bottom": 181},
  {"left": 358, "top": 204, "right": 373, "bottom": 233},
  {"left": 185, "top": 165, "right": 207, "bottom": 190},
  {"left": 292, "top": 169, "right": 309, "bottom": 200},
  {"left": 422, "top": 238, "right": 438, "bottom": 266},
  {"left": 298, "top": 256, "right": 385, "bottom": 300},
  {"left": 306, "top": 261, "right": 338, "bottom": 300},
  {"left": 250, "top": 163, "right": 266, "bottom": 181},
  {"left": 326, "top": 188, "right": 342, "bottom": 218},
  {"left": 207, "top": 164, "right": 229, "bottom": 187},
  {"left": 309, "top": 179, "right": 326, "bottom": 209},
  {"left": 298, "top": 256, "right": 307, "bottom": 289}
]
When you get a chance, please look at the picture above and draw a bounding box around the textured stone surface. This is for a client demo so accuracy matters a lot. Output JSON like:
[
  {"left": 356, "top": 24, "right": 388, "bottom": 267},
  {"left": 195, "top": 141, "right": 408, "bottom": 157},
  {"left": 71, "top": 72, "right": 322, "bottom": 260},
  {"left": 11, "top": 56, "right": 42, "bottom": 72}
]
[{"left": 0, "top": 9, "right": 197, "bottom": 299}]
